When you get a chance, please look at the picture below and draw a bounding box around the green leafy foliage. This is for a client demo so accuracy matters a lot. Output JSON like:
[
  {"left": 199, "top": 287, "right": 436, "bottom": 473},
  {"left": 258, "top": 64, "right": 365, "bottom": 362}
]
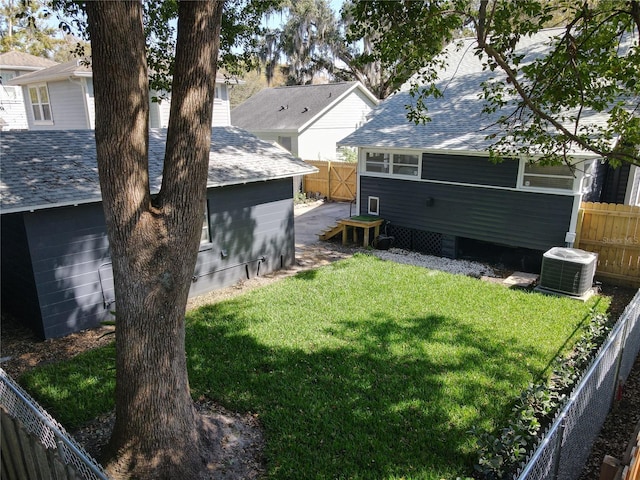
[
  {"left": 347, "top": 0, "right": 640, "bottom": 166},
  {"left": 473, "top": 309, "right": 613, "bottom": 478}
]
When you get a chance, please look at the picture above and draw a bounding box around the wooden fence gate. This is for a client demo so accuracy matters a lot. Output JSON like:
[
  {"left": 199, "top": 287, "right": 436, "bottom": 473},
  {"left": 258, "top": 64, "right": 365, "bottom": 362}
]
[
  {"left": 575, "top": 202, "right": 640, "bottom": 287},
  {"left": 303, "top": 160, "right": 357, "bottom": 202}
]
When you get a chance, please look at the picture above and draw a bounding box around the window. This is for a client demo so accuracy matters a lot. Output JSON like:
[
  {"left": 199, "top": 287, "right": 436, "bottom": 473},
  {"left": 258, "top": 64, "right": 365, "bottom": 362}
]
[
  {"left": 364, "top": 150, "right": 419, "bottom": 177},
  {"left": 365, "top": 152, "right": 389, "bottom": 174},
  {"left": 392, "top": 153, "right": 419, "bottom": 176},
  {"left": 521, "top": 163, "right": 575, "bottom": 191},
  {"left": 201, "top": 202, "right": 211, "bottom": 244},
  {"left": 28, "top": 85, "right": 53, "bottom": 123},
  {"left": 368, "top": 196, "right": 379, "bottom": 215},
  {"left": 277, "top": 136, "right": 292, "bottom": 152}
]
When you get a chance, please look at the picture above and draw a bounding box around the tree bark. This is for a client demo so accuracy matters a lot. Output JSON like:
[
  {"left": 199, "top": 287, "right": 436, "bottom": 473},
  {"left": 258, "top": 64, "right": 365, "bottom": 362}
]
[{"left": 85, "top": 1, "right": 224, "bottom": 478}]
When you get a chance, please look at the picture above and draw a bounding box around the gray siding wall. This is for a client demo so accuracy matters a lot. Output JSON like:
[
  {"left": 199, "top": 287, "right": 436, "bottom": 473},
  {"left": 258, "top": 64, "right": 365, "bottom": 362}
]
[
  {"left": 359, "top": 176, "right": 574, "bottom": 251},
  {"left": 422, "top": 153, "right": 518, "bottom": 187},
  {"left": 22, "top": 203, "right": 112, "bottom": 339},
  {"left": 24, "top": 80, "right": 90, "bottom": 130},
  {"left": 1, "top": 213, "right": 43, "bottom": 337},
  {"left": 6, "top": 178, "right": 294, "bottom": 338},
  {"left": 192, "top": 179, "right": 295, "bottom": 296}
]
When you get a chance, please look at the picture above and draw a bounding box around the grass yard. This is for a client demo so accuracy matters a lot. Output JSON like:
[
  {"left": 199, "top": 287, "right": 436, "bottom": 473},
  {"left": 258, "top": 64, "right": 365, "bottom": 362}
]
[{"left": 21, "top": 253, "right": 608, "bottom": 479}]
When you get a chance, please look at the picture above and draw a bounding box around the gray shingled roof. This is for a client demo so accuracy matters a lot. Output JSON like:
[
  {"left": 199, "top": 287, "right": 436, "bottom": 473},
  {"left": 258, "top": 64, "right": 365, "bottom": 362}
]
[
  {"left": 7, "top": 58, "right": 234, "bottom": 86},
  {"left": 0, "top": 51, "right": 58, "bottom": 70},
  {"left": 232, "top": 81, "right": 376, "bottom": 132},
  {"left": 7, "top": 59, "right": 92, "bottom": 84},
  {"left": 339, "top": 28, "right": 611, "bottom": 154},
  {"left": 0, "top": 127, "right": 316, "bottom": 214}
]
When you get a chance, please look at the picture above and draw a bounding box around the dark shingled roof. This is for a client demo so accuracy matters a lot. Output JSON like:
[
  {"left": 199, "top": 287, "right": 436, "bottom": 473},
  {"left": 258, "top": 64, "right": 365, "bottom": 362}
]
[
  {"left": 0, "top": 127, "right": 316, "bottom": 214},
  {"left": 231, "top": 81, "right": 376, "bottom": 132}
]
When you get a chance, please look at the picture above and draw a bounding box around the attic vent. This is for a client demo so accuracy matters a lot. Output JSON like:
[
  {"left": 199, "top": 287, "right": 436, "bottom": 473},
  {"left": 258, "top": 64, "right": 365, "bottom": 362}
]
[{"left": 539, "top": 247, "right": 597, "bottom": 296}]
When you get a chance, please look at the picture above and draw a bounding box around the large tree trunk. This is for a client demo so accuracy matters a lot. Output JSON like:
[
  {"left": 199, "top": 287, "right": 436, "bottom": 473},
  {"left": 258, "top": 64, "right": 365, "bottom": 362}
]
[{"left": 85, "top": 1, "right": 224, "bottom": 478}]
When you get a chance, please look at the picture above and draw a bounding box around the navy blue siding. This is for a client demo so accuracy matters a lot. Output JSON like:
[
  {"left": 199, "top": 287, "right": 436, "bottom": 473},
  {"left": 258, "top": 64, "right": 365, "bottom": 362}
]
[
  {"left": 600, "top": 163, "right": 631, "bottom": 204},
  {"left": 1, "top": 213, "right": 43, "bottom": 337},
  {"left": 22, "top": 203, "right": 112, "bottom": 339},
  {"left": 360, "top": 176, "right": 574, "bottom": 251},
  {"left": 4, "top": 179, "right": 295, "bottom": 338},
  {"left": 191, "top": 179, "right": 295, "bottom": 295},
  {"left": 422, "top": 153, "right": 518, "bottom": 188}
]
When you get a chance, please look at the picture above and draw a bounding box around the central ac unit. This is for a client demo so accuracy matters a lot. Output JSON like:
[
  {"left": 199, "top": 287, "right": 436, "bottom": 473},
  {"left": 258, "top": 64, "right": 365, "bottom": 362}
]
[{"left": 539, "top": 247, "right": 598, "bottom": 296}]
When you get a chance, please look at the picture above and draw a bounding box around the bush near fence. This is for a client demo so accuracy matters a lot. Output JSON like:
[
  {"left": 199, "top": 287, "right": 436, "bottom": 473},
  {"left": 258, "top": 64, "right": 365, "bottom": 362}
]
[{"left": 514, "top": 289, "right": 640, "bottom": 480}]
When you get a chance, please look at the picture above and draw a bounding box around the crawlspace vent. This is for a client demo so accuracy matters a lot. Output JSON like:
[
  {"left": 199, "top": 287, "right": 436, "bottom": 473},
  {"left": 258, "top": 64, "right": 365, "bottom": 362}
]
[{"left": 539, "top": 247, "right": 597, "bottom": 296}]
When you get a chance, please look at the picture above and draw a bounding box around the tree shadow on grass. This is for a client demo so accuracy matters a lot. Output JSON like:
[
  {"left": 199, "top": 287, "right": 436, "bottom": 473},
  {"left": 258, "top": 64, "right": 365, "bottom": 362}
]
[{"left": 186, "top": 301, "right": 542, "bottom": 479}]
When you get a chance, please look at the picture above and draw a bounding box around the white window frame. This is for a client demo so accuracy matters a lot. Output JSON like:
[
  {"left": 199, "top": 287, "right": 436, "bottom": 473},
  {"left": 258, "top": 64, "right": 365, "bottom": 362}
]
[
  {"left": 28, "top": 84, "right": 53, "bottom": 124},
  {"left": 201, "top": 201, "right": 211, "bottom": 245},
  {"left": 517, "top": 160, "right": 581, "bottom": 194},
  {"left": 368, "top": 196, "right": 380, "bottom": 215},
  {"left": 361, "top": 149, "right": 421, "bottom": 178}
]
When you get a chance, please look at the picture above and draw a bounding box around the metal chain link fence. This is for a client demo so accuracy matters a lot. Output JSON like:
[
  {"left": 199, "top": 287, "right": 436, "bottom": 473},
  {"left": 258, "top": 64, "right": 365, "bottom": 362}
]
[
  {"left": 514, "top": 289, "right": 640, "bottom": 480},
  {"left": 0, "top": 368, "right": 109, "bottom": 480}
]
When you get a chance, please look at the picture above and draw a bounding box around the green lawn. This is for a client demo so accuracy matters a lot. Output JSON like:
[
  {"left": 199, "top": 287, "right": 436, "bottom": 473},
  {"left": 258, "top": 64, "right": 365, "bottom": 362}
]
[{"left": 21, "top": 253, "right": 608, "bottom": 479}]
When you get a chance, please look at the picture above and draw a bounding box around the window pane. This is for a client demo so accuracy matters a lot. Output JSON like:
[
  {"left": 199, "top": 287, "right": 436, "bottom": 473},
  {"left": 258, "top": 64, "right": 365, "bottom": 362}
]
[
  {"left": 42, "top": 104, "right": 52, "bottom": 121},
  {"left": 38, "top": 86, "right": 49, "bottom": 102},
  {"left": 29, "top": 87, "right": 38, "bottom": 103},
  {"left": 365, "top": 152, "right": 389, "bottom": 173},
  {"left": 523, "top": 175, "right": 574, "bottom": 190},
  {"left": 394, "top": 154, "right": 419, "bottom": 166},
  {"left": 32, "top": 105, "right": 42, "bottom": 121},
  {"left": 392, "top": 164, "right": 418, "bottom": 176},
  {"left": 524, "top": 163, "right": 573, "bottom": 176},
  {"left": 201, "top": 208, "right": 210, "bottom": 243}
]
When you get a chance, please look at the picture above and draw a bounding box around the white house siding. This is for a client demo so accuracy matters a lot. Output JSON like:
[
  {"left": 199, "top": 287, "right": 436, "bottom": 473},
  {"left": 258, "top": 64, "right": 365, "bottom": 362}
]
[
  {"left": 298, "top": 89, "right": 374, "bottom": 161},
  {"left": 85, "top": 79, "right": 95, "bottom": 129},
  {"left": 149, "top": 83, "right": 230, "bottom": 128},
  {"left": 23, "top": 79, "right": 90, "bottom": 130},
  {"left": 149, "top": 95, "right": 171, "bottom": 128},
  {"left": 0, "top": 86, "right": 28, "bottom": 130},
  {"left": 212, "top": 84, "right": 230, "bottom": 126},
  {"left": 249, "top": 130, "right": 299, "bottom": 156}
]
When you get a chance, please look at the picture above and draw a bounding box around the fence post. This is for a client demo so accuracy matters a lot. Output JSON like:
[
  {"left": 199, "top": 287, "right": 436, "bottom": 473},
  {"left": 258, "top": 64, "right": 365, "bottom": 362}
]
[
  {"left": 551, "top": 419, "right": 566, "bottom": 480},
  {"left": 327, "top": 160, "right": 332, "bottom": 201},
  {"left": 611, "top": 315, "right": 631, "bottom": 405}
]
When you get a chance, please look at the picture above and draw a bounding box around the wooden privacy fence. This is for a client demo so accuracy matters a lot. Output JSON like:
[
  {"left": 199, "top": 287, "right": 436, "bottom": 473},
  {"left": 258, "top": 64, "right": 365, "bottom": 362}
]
[
  {"left": 303, "top": 160, "right": 357, "bottom": 202},
  {"left": 575, "top": 202, "right": 640, "bottom": 287},
  {"left": 0, "top": 368, "right": 109, "bottom": 480},
  {"left": 1, "top": 409, "right": 83, "bottom": 480}
]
